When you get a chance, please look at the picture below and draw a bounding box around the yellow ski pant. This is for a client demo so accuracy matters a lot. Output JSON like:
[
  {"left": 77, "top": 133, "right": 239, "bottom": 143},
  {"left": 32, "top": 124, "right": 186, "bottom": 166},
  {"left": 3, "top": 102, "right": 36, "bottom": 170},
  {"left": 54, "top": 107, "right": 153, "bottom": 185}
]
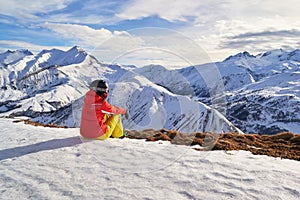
[{"left": 96, "top": 114, "right": 124, "bottom": 140}]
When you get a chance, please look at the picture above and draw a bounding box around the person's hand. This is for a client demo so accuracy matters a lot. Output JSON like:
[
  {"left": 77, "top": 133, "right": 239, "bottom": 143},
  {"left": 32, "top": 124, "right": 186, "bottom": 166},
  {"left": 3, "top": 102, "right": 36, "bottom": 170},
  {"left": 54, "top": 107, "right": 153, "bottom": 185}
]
[{"left": 125, "top": 112, "right": 129, "bottom": 119}]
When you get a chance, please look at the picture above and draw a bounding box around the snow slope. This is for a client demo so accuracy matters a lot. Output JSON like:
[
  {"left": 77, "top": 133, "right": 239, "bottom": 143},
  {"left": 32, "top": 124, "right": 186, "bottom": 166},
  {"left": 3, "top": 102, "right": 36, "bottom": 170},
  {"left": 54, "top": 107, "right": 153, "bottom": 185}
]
[
  {"left": 221, "top": 50, "right": 300, "bottom": 134},
  {"left": 0, "top": 119, "right": 299, "bottom": 199},
  {"left": 134, "top": 50, "right": 300, "bottom": 134}
]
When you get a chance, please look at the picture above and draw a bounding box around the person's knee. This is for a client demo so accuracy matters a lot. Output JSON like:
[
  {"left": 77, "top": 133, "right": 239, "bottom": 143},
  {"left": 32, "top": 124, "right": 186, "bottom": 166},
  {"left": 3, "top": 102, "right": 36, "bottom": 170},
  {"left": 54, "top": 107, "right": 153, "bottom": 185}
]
[{"left": 107, "top": 114, "right": 120, "bottom": 125}]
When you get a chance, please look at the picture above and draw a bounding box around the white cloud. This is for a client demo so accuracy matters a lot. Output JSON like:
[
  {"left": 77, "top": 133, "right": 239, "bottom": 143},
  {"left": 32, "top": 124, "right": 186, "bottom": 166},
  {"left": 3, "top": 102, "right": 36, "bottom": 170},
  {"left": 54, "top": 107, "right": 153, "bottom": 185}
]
[
  {"left": 91, "top": 27, "right": 213, "bottom": 67},
  {"left": 38, "top": 23, "right": 148, "bottom": 62},
  {"left": 118, "top": 0, "right": 300, "bottom": 24},
  {"left": 39, "top": 23, "right": 146, "bottom": 49},
  {"left": 186, "top": 18, "right": 300, "bottom": 61},
  {"left": 37, "top": 24, "right": 211, "bottom": 67},
  {"left": 40, "top": 23, "right": 113, "bottom": 45},
  {"left": 0, "top": 0, "right": 118, "bottom": 25},
  {"left": 117, "top": 0, "right": 221, "bottom": 22},
  {"left": 2, "top": 0, "right": 300, "bottom": 65},
  {"left": 222, "top": 0, "right": 300, "bottom": 20},
  {"left": 0, "top": 40, "right": 70, "bottom": 52},
  {"left": 43, "top": 13, "right": 104, "bottom": 24},
  {"left": 181, "top": 1, "right": 300, "bottom": 60},
  {"left": 0, "top": 0, "right": 73, "bottom": 20},
  {"left": 212, "top": 17, "right": 300, "bottom": 54},
  {"left": 117, "top": 0, "right": 300, "bottom": 61}
]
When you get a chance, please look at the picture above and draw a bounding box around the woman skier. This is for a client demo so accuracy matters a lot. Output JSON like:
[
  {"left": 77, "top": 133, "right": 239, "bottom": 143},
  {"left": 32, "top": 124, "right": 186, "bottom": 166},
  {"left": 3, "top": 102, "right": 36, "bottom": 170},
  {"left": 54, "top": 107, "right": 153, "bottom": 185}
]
[{"left": 80, "top": 80, "right": 126, "bottom": 139}]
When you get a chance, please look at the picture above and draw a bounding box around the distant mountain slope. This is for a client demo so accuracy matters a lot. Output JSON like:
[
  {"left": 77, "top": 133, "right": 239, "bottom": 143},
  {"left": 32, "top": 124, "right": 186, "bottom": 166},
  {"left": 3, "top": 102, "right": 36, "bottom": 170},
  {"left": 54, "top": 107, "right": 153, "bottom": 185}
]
[
  {"left": 133, "top": 49, "right": 300, "bottom": 134},
  {"left": 0, "top": 49, "right": 33, "bottom": 65},
  {"left": 0, "top": 46, "right": 242, "bottom": 134},
  {"left": 224, "top": 71, "right": 300, "bottom": 134}
]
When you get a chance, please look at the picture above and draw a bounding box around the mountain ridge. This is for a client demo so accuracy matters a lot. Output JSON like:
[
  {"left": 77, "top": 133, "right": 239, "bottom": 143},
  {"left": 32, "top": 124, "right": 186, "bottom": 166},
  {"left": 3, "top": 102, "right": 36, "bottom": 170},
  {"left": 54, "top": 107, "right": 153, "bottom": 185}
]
[
  {"left": 0, "top": 46, "right": 243, "bottom": 134},
  {"left": 0, "top": 46, "right": 299, "bottom": 134}
]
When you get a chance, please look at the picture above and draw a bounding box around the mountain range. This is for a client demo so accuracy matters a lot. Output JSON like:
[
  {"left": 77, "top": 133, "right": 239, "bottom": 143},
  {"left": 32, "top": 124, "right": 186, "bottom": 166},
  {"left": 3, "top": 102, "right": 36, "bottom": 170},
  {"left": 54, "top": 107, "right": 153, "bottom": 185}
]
[{"left": 0, "top": 46, "right": 299, "bottom": 134}]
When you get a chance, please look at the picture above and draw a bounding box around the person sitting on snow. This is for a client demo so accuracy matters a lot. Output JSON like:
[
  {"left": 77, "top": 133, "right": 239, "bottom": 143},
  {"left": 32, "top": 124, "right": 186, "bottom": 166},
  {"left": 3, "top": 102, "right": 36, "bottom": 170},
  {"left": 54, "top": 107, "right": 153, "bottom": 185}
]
[{"left": 80, "top": 80, "right": 126, "bottom": 139}]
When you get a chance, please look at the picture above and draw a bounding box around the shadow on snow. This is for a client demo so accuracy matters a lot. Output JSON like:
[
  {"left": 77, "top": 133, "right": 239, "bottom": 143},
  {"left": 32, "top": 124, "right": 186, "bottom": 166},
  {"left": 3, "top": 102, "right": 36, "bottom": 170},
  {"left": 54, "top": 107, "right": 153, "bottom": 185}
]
[{"left": 0, "top": 136, "right": 83, "bottom": 161}]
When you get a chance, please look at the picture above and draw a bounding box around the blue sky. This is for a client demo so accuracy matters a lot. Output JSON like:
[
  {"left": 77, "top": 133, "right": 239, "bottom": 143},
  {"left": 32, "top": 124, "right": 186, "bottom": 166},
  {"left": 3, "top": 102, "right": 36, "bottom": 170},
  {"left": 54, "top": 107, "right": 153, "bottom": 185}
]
[{"left": 0, "top": 0, "right": 300, "bottom": 67}]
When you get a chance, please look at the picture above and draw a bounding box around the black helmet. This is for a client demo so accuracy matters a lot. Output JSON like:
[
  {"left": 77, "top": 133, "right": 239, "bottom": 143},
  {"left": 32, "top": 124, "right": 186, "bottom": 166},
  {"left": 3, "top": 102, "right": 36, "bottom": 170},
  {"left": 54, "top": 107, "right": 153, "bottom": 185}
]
[{"left": 89, "top": 80, "right": 109, "bottom": 97}]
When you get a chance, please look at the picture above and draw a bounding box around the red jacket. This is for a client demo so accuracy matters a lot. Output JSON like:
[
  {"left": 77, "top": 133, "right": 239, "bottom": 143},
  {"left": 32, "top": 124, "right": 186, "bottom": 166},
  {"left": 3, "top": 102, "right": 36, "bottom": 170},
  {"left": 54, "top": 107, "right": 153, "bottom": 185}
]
[{"left": 80, "top": 90, "right": 126, "bottom": 138}]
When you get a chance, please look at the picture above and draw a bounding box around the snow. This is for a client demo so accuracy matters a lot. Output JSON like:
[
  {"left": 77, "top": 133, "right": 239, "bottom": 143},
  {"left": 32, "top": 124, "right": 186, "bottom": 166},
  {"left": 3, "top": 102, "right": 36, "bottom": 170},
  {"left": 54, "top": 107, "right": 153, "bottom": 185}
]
[{"left": 0, "top": 118, "right": 299, "bottom": 200}]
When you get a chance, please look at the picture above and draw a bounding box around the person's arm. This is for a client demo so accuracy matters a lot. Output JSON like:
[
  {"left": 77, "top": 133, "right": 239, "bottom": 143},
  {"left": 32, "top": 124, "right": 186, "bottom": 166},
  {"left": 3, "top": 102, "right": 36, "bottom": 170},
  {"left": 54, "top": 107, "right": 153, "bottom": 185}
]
[{"left": 101, "top": 100, "right": 126, "bottom": 115}]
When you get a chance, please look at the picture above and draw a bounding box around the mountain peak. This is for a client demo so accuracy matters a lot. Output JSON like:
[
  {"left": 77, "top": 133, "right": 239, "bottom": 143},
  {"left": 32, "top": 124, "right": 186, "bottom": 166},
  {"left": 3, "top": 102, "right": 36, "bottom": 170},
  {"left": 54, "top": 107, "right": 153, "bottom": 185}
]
[
  {"left": 256, "top": 48, "right": 300, "bottom": 62},
  {"left": 258, "top": 49, "right": 285, "bottom": 58},
  {"left": 224, "top": 51, "right": 254, "bottom": 62},
  {"left": 3, "top": 49, "right": 33, "bottom": 55},
  {"left": 68, "top": 45, "right": 85, "bottom": 53},
  {"left": 64, "top": 46, "right": 88, "bottom": 59},
  {"left": 286, "top": 49, "right": 300, "bottom": 61},
  {"left": 0, "top": 49, "right": 34, "bottom": 64},
  {"left": 18, "top": 49, "right": 34, "bottom": 56}
]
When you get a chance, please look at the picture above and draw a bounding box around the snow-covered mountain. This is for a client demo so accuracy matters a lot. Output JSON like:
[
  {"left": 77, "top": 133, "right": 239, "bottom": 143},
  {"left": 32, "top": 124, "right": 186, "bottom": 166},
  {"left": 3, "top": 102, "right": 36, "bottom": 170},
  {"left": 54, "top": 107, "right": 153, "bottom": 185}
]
[
  {"left": 132, "top": 49, "right": 300, "bottom": 134},
  {"left": 0, "top": 46, "right": 299, "bottom": 134},
  {"left": 213, "top": 50, "right": 300, "bottom": 134},
  {"left": 0, "top": 46, "right": 241, "bottom": 134}
]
